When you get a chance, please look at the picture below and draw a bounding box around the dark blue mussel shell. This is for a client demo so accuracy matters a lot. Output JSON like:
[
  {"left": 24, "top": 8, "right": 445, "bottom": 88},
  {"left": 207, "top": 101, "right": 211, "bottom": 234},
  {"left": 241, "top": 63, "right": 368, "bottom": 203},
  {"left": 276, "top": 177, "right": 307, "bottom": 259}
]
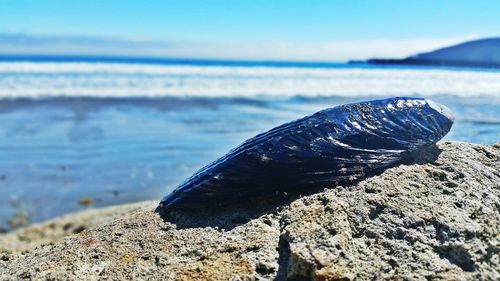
[{"left": 159, "top": 97, "right": 454, "bottom": 209}]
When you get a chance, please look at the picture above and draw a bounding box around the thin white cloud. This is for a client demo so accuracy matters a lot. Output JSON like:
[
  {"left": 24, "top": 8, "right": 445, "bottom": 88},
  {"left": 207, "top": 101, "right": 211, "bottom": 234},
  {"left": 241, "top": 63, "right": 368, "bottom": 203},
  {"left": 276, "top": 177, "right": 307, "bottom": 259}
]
[{"left": 0, "top": 33, "right": 485, "bottom": 61}]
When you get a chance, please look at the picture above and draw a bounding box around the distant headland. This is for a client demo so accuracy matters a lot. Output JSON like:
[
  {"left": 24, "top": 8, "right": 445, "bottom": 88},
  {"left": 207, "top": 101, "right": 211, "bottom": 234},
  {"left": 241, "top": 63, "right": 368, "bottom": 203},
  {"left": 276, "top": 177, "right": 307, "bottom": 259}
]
[{"left": 352, "top": 38, "right": 500, "bottom": 69}]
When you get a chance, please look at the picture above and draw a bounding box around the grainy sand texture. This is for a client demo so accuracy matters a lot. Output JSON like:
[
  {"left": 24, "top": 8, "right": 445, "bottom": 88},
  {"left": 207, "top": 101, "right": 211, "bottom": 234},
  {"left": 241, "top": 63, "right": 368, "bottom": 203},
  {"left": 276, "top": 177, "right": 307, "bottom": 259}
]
[{"left": 1, "top": 142, "right": 499, "bottom": 280}]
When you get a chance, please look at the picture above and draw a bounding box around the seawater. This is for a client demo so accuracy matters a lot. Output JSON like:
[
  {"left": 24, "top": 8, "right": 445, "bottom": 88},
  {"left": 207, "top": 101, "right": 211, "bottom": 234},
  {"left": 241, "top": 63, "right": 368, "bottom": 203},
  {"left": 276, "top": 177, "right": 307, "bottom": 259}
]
[{"left": 0, "top": 58, "right": 499, "bottom": 231}]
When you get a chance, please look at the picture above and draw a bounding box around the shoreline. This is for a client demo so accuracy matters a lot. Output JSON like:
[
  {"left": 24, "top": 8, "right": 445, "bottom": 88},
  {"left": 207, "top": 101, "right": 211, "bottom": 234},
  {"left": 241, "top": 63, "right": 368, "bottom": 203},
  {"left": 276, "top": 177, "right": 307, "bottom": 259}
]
[{"left": 1, "top": 141, "right": 499, "bottom": 280}]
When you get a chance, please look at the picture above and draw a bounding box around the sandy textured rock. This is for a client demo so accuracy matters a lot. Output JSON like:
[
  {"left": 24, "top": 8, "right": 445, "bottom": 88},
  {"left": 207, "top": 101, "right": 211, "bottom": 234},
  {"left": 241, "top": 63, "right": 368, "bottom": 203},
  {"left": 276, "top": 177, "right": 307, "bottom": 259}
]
[
  {"left": 0, "top": 142, "right": 499, "bottom": 280},
  {"left": 0, "top": 202, "right": 146, "bottom": 253}
]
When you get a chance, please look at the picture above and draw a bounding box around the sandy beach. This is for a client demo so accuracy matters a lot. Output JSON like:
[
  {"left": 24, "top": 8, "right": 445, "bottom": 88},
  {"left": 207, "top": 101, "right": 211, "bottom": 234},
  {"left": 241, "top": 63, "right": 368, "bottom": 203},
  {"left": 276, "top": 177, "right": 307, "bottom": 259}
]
[{"left": 0, "top": 141, "right": 498, "bottom": 280}]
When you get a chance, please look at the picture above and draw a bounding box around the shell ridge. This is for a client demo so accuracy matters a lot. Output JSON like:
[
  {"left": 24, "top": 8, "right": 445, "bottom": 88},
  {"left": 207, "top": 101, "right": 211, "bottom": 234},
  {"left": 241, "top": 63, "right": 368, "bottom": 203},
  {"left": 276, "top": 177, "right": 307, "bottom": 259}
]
[{"left": 160, "top": 97, "right": 454, "bottom": 208}]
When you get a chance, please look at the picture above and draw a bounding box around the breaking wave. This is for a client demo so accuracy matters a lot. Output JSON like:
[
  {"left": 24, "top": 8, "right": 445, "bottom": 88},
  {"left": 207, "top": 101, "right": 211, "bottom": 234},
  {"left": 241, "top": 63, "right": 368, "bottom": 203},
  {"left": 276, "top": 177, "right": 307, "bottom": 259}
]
[{"left": 0, "top": 62, "right": 500, "bottom": 99}]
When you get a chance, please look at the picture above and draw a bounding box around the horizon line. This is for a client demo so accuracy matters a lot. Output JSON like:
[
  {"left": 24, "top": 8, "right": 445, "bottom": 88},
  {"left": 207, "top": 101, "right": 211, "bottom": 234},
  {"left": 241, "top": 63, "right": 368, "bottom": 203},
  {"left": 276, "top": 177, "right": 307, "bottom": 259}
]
[
  {"left": 0, "top": 32, "right": 486, "bottom": 62},
  {"left": 0, "top": 53, "right": 355, "bottom": 65}
]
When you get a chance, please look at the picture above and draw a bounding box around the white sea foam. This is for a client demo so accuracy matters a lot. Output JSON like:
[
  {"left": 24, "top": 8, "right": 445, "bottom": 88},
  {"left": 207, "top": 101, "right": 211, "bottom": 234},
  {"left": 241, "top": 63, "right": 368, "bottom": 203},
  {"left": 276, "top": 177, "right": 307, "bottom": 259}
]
[{"left": 0, "top": 62, "right": 500, "bottom": 99}]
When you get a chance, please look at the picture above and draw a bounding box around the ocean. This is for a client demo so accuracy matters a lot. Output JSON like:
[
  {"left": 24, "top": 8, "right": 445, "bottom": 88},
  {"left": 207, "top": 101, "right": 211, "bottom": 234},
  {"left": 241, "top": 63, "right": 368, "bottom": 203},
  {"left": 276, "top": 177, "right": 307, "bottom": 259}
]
[{"left": 0, "top": 57, "right": 499, "bottom": 231}]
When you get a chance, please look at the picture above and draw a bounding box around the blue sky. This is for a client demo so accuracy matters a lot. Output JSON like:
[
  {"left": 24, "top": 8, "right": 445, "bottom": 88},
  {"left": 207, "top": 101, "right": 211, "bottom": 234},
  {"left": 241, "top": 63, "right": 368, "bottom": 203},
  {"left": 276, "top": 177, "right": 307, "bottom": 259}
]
[{"left": 0, "top": 0, "right": 499, "bottom": 61}]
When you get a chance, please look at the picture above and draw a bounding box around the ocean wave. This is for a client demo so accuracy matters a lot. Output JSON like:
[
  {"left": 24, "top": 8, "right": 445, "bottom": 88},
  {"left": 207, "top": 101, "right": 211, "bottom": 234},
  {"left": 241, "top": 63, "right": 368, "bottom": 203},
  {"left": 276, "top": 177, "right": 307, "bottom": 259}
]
[{"left": 0, "top": 62, "right": 500, "bottom": 99}]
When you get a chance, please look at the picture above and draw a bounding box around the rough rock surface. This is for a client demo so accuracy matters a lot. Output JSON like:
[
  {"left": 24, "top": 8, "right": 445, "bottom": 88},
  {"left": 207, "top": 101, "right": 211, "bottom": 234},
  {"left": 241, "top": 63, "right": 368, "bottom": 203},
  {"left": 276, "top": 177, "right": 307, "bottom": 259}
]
[
  {"left": 0, "top": 202, "right": 146, "bottom": 253},
  {"left": 0, "top": 142, "right": 499, "bottom": 280}
]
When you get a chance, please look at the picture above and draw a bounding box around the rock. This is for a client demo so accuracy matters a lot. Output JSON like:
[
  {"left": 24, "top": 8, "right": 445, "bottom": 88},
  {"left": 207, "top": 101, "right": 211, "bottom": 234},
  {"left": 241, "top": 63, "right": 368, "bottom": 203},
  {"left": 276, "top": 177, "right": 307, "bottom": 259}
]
[
  {"left": 0, "top": 202, "right": 146, "bottom": 253},
  {"left": 0, "top": 142, "right": 499, "bottom": 280},
  {"left": 78, "top": 197, "right": 94, "bottom": 207}
]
